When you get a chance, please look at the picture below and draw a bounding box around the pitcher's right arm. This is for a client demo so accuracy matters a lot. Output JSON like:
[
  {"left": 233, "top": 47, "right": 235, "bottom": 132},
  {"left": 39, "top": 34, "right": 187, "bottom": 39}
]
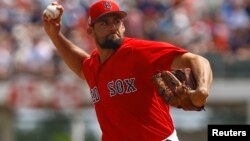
[{"left": 42, "top": 2, "right": 89, "bottom": 79}]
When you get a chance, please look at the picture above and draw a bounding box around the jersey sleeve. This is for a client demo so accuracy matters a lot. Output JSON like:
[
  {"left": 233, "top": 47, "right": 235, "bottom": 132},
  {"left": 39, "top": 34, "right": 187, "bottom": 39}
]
[
  {"left": 132, "top": 39, "right": 187, "bottom": 71},
  {"left": 81, "top": 50, "right": 98, "bottom": 85}
]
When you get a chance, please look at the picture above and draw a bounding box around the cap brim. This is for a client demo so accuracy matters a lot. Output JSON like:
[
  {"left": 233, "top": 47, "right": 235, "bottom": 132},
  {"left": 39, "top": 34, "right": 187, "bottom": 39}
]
[{"left": 91, "top": 11, "right": 127, "bottom": 25}]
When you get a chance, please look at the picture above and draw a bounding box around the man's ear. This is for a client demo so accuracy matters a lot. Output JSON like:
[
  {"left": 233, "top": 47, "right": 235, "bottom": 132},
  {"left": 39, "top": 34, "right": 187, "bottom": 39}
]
[
  {"left": 121, "top": 22, "right": 125, "bottom": 33},
  {"left": 87, "top": 27, "right": 93, "bottom": 35}
]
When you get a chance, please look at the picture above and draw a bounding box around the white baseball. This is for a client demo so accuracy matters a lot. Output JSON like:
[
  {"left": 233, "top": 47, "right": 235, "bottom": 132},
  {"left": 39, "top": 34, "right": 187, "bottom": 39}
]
[{"left": 45, "top": 4, "right": 60, "bottom": 19}]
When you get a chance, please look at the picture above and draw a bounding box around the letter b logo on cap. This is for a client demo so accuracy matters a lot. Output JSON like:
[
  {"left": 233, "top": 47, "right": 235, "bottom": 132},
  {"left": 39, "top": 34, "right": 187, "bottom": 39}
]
[{"left": 103, "top": 1, "right": 112, "bottom": 10}]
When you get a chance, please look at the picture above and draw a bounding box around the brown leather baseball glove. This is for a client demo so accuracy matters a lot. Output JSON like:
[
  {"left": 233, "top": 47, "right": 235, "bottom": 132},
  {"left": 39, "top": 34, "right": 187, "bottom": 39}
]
[{"left": 152, "top": 68, "right": 204, "bottom": 111}]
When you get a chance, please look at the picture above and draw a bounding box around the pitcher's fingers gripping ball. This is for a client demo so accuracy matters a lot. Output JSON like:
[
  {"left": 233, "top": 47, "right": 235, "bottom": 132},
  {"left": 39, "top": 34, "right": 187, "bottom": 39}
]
[
  {"left": 44, "top": 2, "right": 61, "bottom": 20},
  {"left": 152, "top": 68, "right": 205, "bottom": 111}
]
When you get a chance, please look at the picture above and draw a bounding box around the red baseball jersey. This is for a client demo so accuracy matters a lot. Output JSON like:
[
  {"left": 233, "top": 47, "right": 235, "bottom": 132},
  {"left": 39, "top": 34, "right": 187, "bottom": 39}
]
[{"left": 82, "top": 37, "right": 187, "bottom": 141}]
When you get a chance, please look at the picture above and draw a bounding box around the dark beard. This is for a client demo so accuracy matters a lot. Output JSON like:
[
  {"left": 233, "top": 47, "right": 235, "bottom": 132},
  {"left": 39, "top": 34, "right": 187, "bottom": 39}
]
[{"left": 100, "top": 38, "right": 122, "bottom": 49}]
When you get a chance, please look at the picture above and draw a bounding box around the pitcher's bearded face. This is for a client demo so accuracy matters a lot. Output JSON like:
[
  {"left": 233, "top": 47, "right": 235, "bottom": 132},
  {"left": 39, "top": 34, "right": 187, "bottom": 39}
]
[
  {"left": 97, "top": 33, "right": 123, "bottom": 49},
  {"left": 92, "top": 13, "right": 125, "bottom": 49}
]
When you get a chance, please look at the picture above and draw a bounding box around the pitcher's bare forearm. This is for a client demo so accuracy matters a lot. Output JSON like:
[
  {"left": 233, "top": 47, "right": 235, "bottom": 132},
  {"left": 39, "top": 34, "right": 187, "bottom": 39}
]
[
  {"left": 50, "top": 32, "right": 90, "bottom": 79},
  {"left": 189, "top": 55, "right": 213, "bottom": 92},
  {"left": 188, "top": 54, "right": 213, "bottom": 106},
  {"left": 42, "top": 3, "right": 89, "bottom": 79},
  {"left": 171, "top": 52, "right": 213, "bottom": 107}
]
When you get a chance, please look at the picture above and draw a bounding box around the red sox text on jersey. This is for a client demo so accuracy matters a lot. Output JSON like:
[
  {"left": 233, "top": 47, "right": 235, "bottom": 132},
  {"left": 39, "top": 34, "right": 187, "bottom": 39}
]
[{"left": 90, "top": 77, "right": 137, "bottom": 103}]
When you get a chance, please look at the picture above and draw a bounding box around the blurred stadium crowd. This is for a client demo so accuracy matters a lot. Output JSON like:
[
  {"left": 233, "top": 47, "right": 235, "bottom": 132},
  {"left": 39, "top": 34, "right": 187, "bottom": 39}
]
[
  {"left": 0, "top": 0, "right": 250, "bottom": 80},
  {"left": 0, "top": 0, "right": 249, "bottom": 140}
]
